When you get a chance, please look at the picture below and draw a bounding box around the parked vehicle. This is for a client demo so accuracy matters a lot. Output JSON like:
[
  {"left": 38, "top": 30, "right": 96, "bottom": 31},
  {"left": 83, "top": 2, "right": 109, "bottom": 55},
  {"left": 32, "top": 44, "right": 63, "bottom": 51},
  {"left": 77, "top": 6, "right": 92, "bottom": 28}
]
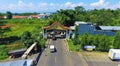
[{"left": 108, "top": 49, "right": 120, "bottom": 60}]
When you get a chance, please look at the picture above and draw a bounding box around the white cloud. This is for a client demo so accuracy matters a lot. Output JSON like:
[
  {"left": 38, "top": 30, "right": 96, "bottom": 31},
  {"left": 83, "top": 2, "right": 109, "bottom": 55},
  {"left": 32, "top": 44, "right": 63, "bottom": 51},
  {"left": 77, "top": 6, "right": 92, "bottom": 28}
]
[
  {"left": 0, "top": 0, "right": 120, "bottom": 12},
  {"left": 108, "top": 1, "right": 120, "bottom": 10},
  {"left": 90, "top": 0, "right": 104, "bottom": 6},
  {"left": 89, "top": 0, "right": 120, "bottom": 10}
]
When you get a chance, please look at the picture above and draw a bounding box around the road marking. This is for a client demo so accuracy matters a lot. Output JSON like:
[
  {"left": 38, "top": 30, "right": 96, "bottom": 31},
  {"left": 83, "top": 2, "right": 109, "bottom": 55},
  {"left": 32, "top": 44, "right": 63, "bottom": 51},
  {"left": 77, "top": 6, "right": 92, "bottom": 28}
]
[
  {"left": 78, "top": 53, "right": 89, "bottom": 66},
  {"left": 55, "top": 56, "right": 57, "bottom": 63}
]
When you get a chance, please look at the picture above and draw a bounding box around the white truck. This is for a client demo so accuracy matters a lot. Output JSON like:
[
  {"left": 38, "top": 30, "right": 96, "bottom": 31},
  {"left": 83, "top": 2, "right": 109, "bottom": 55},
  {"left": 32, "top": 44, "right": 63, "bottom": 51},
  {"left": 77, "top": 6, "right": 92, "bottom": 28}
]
[
  {"left": 50, "top": 45, "right": 55, "bottom": 53},
  {"left": 108, "top": 49, "right": 120, "bottom": 60}
]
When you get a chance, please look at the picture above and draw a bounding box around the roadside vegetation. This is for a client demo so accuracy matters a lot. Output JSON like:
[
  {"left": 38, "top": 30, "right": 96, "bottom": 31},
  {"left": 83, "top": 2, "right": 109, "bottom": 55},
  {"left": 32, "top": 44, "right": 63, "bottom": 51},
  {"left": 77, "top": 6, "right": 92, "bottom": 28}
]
[
  {"left": 0, "top": 18, "right": 50, "bottom": 60},
  {"left": 68, "top": 31, "right": 120, "bottom": 52}
]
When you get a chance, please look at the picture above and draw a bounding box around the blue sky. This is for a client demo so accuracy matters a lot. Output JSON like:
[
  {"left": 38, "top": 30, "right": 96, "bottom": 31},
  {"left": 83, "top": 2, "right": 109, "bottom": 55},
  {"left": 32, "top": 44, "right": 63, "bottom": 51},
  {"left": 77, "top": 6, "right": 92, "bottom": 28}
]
[{"left": 0, "top": 0, "right": 120, "bottom": 13}]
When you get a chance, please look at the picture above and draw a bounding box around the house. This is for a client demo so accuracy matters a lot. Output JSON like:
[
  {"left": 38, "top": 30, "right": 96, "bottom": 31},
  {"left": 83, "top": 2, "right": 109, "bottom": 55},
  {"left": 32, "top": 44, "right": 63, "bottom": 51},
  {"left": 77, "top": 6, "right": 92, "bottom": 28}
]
[
  {"left": 74, "top": 21, "right": 120, "bottom": 36},
  {"left": 12, "top": 15, "right": 27, "bottom": 19},
  {"left": 0, "top": 16, "right": 7, "bottom": 19},
  {"left": 38, "top": 13, "right": 47, "bottom": 19}
]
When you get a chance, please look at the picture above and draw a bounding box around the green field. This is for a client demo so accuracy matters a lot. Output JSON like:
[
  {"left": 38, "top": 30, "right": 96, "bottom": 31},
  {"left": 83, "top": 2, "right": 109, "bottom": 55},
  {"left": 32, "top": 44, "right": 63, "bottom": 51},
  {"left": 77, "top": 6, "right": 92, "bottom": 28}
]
[{"left": 0, "top": 18, "right": 50, "bottom": 60}]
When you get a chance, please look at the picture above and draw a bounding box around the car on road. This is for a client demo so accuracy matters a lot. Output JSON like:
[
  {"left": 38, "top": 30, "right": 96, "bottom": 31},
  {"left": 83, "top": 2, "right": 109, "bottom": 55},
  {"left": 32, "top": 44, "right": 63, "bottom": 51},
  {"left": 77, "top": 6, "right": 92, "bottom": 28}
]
[{"left": 50, "top": 45, "right": 56, "bottom": 53}]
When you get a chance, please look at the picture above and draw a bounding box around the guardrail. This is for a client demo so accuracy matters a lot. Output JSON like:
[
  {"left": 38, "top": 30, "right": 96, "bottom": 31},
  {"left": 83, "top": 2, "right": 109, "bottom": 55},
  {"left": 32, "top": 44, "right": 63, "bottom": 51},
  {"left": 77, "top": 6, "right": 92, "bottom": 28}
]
[{"left": 22, "top": 42, "right": 37, "bottom": 59}]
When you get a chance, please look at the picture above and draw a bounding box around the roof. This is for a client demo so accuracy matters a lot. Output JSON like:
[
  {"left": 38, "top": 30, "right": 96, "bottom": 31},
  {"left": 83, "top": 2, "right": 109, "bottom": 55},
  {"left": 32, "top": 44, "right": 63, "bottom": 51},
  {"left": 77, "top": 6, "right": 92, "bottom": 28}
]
[
  {"left": 8, "top": 49, "right": 26, "bottom": 55},
  {"left": 12, "top": 15, "right": 27, "bottom": 19},
  {"left": 30, "top": 15, "right": 38, "bottom": 18},
  {"left": 0, "top": 16, "right": 4, "bottom": 18},
  {"left": 0, "top": 59, "right": 33, "bottom": 66},
  {"left": 99, "top": 26, "right": 120, "bottom": 30},
  {"left": 110, "top": 49, "right": 120, "bottom": 53},
  {"left": 43, "top": 22, "right": 71, "bottom": 30},
  {"left": 75, "top": 21, "right": 92, "bottom": 26},
  {"left": 70, "top": 26, "right": 75, "bottom": 30}
]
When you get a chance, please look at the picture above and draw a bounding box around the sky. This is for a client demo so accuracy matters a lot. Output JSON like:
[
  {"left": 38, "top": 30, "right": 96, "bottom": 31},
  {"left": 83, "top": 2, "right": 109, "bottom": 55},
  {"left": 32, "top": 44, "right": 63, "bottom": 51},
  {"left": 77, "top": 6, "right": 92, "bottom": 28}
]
[{"left": 0, "top": 0, "right": 120, "bottom": 13}]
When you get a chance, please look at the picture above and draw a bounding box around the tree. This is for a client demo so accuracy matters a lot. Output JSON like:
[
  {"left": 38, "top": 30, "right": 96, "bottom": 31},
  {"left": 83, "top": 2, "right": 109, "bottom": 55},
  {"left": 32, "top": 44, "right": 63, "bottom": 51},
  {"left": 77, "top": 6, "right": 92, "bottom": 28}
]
[
  {"left": 75, "top": 6, "right": 85, "bottom": 14},
  {"left": 21, "top": 31, "right": 33, "bottom": 48},
  {"left": 0, "top": 28, "right": 3, "bottom": 38},
  {"left": 98, "top": 35, "right": 111, "bottom": 51},
  {"left": 87, "top": 35, "right": 93, "bottom": 45},
  {"left": 92, "top": 34, "right": 99, "bottom": 49},
  {"left": 80, "top": 33, "right": 88, "bottom": 49},
  {"left": 74, "top": 6, "right": 86, "bottom": 22},
  {"left": 50, "top": 9, "right": 75, "bottom": 26},
  {"left": 6, "top": 11, "right": 12, "bottom": 19},
  {"left": 113, "top": 31, "right": 120, "bottom": 49},
  {"left": 73, "top": 26, "right": 79, "bottom": 45}
]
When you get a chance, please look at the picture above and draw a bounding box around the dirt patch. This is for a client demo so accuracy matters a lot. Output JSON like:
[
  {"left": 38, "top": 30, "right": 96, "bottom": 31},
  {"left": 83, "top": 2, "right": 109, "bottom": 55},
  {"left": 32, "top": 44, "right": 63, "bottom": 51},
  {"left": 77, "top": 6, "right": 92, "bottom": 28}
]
[
  {"left": 80, "top": 51, "right": 112, "bottom": 62},
  {"left": 0, "top": 24, "right": 16, "bottom": 29}
]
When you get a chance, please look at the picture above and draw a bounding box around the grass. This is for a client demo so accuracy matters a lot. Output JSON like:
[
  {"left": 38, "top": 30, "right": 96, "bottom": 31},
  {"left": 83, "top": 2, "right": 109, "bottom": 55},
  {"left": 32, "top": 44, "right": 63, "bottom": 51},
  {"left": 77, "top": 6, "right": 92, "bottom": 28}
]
[
  {"left": 0, "top": 18, "right": 50, "bottom": 60},
  {"left": 67, "top": 39, "right": 76, "bottom": 51},
  {"left": 3, "top": 19, "right": 50, "bottom": 37},
  {"left": 0, "top": 45, "right": 8, "bottom": 60}
]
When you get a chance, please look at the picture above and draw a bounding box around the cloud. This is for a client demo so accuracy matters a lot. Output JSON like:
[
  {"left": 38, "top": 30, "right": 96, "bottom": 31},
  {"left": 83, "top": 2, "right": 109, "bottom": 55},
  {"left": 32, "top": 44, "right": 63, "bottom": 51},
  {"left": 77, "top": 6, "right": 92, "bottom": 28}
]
[
  {"left": 0, "top": 0, "right": 120, "bottom": 12},
  {"left": 90, "top": 0, "right": 109, "bottom": 7},
  {"left": 109, "top": 1, "right": 120, "bottom": 10},
  {"left": 90, "top": 0, "right": 120, "bottom": 10}
]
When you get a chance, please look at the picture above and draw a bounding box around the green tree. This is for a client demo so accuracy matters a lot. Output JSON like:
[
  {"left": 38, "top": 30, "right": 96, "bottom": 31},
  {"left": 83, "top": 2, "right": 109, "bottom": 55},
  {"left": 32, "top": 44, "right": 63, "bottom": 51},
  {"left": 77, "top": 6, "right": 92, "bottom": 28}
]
[
  {"left": 0, "top": 28, "right": 2, "bottom": 38},
  {"left": 6, "top": 11, "right": 12, "bottom": 19},
  {"left": 98, "top": 35, "right": 111, "bottom": 51},
  {"left": 92, "top": 34, "right": 99, "bottom": 49},
  {"left": 80, "top": 33, "right": 88, "bottom": 49},
  {"left": 21, "top": 31, "right": 33, "bottom": 48},
  {"left": 87, "top": 35, "right": 93, "bottom": 45},
  {"left": 113, "top": 31, "right": 120, "bottom": 49},
  {"left": 73, "top": 26, "right": 79, "bottom": 45},
  {"left": 50, "top": 9, "right": 75, "bottom": 26},
  {"left": 75, "top": 6, "right": 85, "bottom": 14}
]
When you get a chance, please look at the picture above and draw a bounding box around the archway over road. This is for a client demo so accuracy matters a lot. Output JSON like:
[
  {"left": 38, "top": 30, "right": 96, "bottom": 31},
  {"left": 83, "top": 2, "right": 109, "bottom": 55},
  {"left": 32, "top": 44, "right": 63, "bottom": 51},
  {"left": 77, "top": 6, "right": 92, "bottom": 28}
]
[{"left": 43, "top": 22, "right": 71, "bottom": 39}]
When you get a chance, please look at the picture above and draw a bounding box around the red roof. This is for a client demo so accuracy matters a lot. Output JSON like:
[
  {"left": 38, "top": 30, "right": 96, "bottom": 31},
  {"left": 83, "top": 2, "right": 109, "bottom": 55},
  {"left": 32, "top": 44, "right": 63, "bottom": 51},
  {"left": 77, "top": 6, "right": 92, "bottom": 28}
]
[
  {"left": 12, "top": 15, "right": 27, "bottom": 19},
  {"left": 0, "top": 16, "right": 4, "bottom": 18},
  {"left": 30, "top": 15, "right": 38, "bottom": 18},
  {"left": 0, "top": 24, "right": 14, "bottom": 29}
]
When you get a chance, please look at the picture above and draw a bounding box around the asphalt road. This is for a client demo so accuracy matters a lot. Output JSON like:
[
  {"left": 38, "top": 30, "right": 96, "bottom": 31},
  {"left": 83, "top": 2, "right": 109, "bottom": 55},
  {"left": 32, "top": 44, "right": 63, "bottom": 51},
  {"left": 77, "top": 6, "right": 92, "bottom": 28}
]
[
  {"left": 37, "top": 39, "right": 120, "bottom": 66},
  {"left": 37, "top": 39, "right": 85, "bottom": 66}
]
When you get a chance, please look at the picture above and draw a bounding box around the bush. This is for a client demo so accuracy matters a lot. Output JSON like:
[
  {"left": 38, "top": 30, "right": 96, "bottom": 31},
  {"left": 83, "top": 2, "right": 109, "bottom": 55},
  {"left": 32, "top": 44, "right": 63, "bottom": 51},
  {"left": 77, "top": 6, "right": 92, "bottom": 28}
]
[
  {"left": 0, "top": 45, "right": 8, "bottom": 60},
  {"left": 68, "top": 39, "right": 76, "bottom": 51},
  {"left": 40, "top": 38, "right": 46, "bottom": 48}
]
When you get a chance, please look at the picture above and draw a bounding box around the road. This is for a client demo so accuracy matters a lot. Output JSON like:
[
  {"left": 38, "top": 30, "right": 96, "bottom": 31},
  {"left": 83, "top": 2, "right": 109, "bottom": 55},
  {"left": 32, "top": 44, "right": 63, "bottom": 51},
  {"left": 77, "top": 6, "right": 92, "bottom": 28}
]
[
  {"left": 37, "top": 39, "right": 120, "bottom": 66},
  {"left": 81, "top": 51, "right": 120, "bottom": 66},
  {"left": 37, "top": 39, "right": 85, "bottom": 66}
]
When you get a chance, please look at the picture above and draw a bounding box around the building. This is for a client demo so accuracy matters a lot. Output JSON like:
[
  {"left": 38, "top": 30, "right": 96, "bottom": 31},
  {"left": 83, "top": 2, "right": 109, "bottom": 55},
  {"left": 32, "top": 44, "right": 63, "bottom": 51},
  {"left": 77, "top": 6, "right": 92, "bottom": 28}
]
[
  {"left": 43, "top": 22, "right": 71, "bottom": 39},
  {"left": 0, "top": 59, "right": 35, "bottom": 66},
  {"left": 12, "top": 15, "right": 27, "bottom": 19},
  {"left": 38, "top": 13, "right": 47, "bottom": 19},
  {"left": 12, "top": 14, "right": 47, "bottom": 19},
  {"left": 74, "top": 21, "right": 120, "bottom": 36}
]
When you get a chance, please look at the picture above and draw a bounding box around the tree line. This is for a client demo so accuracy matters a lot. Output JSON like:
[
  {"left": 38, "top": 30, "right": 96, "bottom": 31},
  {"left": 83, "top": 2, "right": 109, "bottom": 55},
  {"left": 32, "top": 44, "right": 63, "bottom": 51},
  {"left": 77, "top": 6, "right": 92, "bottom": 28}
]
[
  {"left": 72, "top": 31, "right": 120, "bottom": 51},
  {"left": 49, "top": 6, "right": 120, "bottom": 26}
]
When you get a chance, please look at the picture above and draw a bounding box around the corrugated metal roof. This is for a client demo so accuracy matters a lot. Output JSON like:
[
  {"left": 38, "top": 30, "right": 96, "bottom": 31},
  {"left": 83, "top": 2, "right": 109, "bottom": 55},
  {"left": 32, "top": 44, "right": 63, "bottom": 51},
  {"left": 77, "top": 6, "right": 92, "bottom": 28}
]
[
  {"left": 0, "top": 59, "right": 33, "bottom": 66},
  {"left": 0, "top": 60, "right": 26, "bottom": 66},
  {"left": 99, "top": 26, "right": 120, "bottom": 30},
  {"left": 70, "top": 26, "right": 75, "bottom": 30},
  {"left": 75, "top": 21, "right": 92, "bottom": 26}
]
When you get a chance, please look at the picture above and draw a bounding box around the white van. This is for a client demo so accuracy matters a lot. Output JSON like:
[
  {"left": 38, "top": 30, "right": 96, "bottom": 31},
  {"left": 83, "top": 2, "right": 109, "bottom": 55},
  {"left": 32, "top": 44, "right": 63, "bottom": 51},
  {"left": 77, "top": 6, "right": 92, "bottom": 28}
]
[
  {"left": 50, "top": 45, "right": 55, "bottom": 53},
  {"left": 108, "top": 49, "right": 120, "bottom": 60}
]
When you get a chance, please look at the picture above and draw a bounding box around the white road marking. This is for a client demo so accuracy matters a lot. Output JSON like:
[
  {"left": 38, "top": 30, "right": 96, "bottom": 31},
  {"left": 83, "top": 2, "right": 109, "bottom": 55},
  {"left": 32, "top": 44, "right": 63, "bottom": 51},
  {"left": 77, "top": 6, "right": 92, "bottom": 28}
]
[{"left": 55, "top": 56, "right": 57, "bottom": 63}]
